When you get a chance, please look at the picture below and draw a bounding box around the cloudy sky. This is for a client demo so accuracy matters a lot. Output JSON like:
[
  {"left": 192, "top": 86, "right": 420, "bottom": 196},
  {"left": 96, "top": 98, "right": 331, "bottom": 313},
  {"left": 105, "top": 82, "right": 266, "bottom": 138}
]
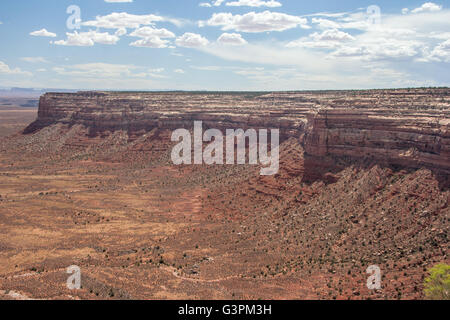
[{"left": 0, "top": 0, "right": 449, "bottom": 90}]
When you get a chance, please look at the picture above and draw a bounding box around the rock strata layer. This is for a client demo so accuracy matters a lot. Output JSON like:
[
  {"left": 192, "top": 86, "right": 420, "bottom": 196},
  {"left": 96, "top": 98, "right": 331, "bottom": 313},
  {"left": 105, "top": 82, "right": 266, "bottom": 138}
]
[{"left": 27, "top": 89, "right": 450, "bottom": 174}]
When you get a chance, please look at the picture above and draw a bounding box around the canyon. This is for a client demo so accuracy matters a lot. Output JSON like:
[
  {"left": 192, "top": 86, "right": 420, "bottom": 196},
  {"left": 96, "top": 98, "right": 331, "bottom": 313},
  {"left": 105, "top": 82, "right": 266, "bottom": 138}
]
[{"left": 0, "top": 88, "right": 448, "bottom": 300}]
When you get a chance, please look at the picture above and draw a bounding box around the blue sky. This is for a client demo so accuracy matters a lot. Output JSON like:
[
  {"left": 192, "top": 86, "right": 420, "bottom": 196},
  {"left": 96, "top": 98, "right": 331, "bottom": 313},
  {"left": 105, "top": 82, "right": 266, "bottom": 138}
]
[{"left": 0, "top": 0, "right": 449, "bottom": 90}]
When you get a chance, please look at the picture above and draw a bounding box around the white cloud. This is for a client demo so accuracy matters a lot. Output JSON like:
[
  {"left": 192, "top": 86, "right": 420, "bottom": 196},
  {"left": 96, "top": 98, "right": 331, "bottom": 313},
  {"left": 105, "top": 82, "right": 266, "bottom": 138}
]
[
  {"left": 30, "top": 28, "right": 56, "bottom": 37},
  {"left": 226, "top": 0, "right": 282, "bottom": 8},
  {"left": 129, "top": 26, "right": 175, "bottom": 38},
  {"left": 217, "top": 33, "right": 247, "bottom": 46},
  {"left": 14, "top": 2, "right": 450, "bottom": 89},
  {"left": 0, "top": 61, "right": 32, "bottom": 76},
  {"left": 309, "top": 11, "right": 378, "bottom": 31},
  {"left": 174, "top": 69, "right": 185, "bottom": 74},
  {"left": 330, "top": 46, "right": 367, "bottom": 57},
  {"left": 115, "top": 28, "right": 127, "bottom": 36},
  {"left": 329, "top": 32, "right": 422, "bottom": 61},
  {"left": 312, "top": 28, "right": 355, "bottom": 41},
  {"left": 82, "top": 12, "right": 165, "bottom": 29},
  {"left": 424, "top": 39, "right": 450, "bottom": 62},
  {"left": 429, "top": 32, "right": 450, "bottom": 40},
  {"left": 20, "top": 57, "right": 49, "bottom": 63},
  {"left": 130, "top": 36, "right": 170, "bottom": 48},
  {"left": 128, "top": 27, "right": 175, "bottom": 48},
  {"left": 54, "top": 31, "right": 120, "bottom": 46},
  {"left": 199, "top": 0, "right": 226, "bottom": 7},
  {"left": 199, "top": 42, "right": 333, "bottom": 71},
  {"left": 195, "top": 21, "right": 444, "bottom": 88},
  {"left": 149, "top": 68, "right": 165, "bottom": 73},
  {"left": 287, "top": 29, "right": 355, "bottom": 49},
  {"left": 176, "top": 33, "right": 209, "bottom": 47},
  {"left": 382, "top": 9, "right": 449, "bottom": 32},
  {"left": 311, "top": 18, "right": 341, "bottom": 29},
  {"left": 411, "top": 2, "right": 442, "bottom": 14},
  {"left": 203, "top": 11, "right": 309, "bottom": 32},
  {"left": 147, "top": 68, "right": 168, "bottom": 78},
  {"left": 281, "top": 5, "right": 450, "bottom": 65},
  {"left": 335, "top": 42, "right": 420, "bottom": 60}
]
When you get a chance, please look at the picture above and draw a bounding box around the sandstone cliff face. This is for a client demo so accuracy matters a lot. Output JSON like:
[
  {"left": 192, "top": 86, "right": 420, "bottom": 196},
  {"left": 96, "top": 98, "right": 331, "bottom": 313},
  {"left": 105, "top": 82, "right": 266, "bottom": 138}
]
[
  {"left": 30, "top": 91, "right": 309, "bottom": 137},
  {"left": 27, "top": 89, "right": 450, "bottom": 174},
  {"left": 304, "top": 108, "right": 450, "bottom": 174}
]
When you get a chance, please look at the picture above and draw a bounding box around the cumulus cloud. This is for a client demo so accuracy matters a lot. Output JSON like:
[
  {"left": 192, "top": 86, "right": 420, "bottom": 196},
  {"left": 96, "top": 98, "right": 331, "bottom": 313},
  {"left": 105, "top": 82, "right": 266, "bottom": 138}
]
[
  {"left": 424, "top": 39, "right": 450, "bottom": 62},
  {"left": 82, "top": 12, "right": 165, "bottom": 29},
  {"left": 130, "top": 36, "right": 170, "bottom": 48},
  {"left": 130, "top": 27, "right": 175, "bottom": 49},
  {"left": 202, "top": 11, "right": 309, "bottom": 32},
  {"left": 331, "top": 40, "right": 420, "bottom": 61},
  {"left": 411, "top": 2, "right": 442, "bottom": 14},
  {"left": 200, "top": 0, "right": 225, "bottom": 7},
  {"left": 129, "top": 26, "right": 175, "bottom": 38},
  {"left": 325, "top": 27, "right": 424, "bottom": 62},
  {"left": 279, "top": 4, "right": 450, "bottom": 65},
  {"left": 312, "top": 28, "right": 355, "bottom": 41},
  {"left": 54, "top": 31, "right": 120, "bottom": 46},
  {"left": 30, "top": 28, "right": 56, "bottom": 37},
  {"left": 217, "top": 33, "right": 248, "bottom": 45},
  {"left": 128, "top": 27, "right": 175, "bottom": 48},
  {"left": 17, "top": 2, "right": 450, "bottom": 89},
  {"left": 287, "top": 29, "right": 354, "bottom": 49},
  {"left": 174, "top": 69, "right": 185, "bottom": 74},
  {"left": 176, "top": 33, "right": 209, "bottom": 47}
]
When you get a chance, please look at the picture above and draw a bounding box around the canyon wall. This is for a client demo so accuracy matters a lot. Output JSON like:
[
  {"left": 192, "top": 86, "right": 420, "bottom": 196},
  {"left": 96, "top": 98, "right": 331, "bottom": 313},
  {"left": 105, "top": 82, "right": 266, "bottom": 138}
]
[
  {"left": 304, "top": 108, "right": 450, "bottom": 175},
  {"left": 30, "top": 91, "right": 309, "bottom": 137},
  {"left": 27, "top": 89, "right": 450, "bottom": 174}
]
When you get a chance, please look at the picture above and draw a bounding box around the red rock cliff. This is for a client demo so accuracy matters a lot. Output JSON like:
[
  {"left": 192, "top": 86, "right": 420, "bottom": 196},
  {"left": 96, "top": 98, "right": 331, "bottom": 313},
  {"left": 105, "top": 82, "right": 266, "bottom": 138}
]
[
  {"left": 304, "top": 108, "right": 450, "bottom": 174},
  {"left": 27, "top": 89, "right": 450, "bottom": 174}
]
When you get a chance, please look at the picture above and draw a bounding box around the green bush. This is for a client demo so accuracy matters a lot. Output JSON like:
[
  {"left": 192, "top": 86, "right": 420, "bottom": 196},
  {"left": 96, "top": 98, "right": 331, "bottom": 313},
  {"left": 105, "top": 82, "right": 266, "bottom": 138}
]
[{"left": 424, "top": 264, "right": 450, "bottom": 300}]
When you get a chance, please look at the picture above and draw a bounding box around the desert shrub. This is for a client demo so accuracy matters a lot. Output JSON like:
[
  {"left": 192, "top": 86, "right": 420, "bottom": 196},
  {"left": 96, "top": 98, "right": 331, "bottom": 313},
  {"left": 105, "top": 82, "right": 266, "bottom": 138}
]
[{"left": 424, "top": 264, "right": 450, "bottom": 300}]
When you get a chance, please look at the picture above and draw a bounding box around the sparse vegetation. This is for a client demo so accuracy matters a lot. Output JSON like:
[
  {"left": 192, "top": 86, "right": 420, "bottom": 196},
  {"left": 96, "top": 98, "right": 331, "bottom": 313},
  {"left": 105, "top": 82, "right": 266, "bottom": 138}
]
[{"left": 424, "top": 264, "right": 450, "bottom": 300}]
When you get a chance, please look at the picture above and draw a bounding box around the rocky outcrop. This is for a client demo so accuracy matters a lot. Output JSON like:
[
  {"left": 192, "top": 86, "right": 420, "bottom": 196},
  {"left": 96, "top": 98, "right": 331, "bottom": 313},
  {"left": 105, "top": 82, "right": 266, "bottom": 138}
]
[
  {"left": 303, "top": 108, "right": 450, "bottom": 177},
  {"left": 27, "top": 91, "right": 310, "bottom": 137},
  {"left": 26, "top": 89, "right": 450, "bottom": 175}
]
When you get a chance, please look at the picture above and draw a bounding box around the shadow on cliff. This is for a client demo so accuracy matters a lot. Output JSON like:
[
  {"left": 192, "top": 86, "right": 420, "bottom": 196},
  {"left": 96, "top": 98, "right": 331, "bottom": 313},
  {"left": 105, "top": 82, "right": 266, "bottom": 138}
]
[
  {"left": 22, "top": 119, "right": 52, "bottom": 135},
  {"left": 302, "top": 154, "right": 450, "bottom": 192}
]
